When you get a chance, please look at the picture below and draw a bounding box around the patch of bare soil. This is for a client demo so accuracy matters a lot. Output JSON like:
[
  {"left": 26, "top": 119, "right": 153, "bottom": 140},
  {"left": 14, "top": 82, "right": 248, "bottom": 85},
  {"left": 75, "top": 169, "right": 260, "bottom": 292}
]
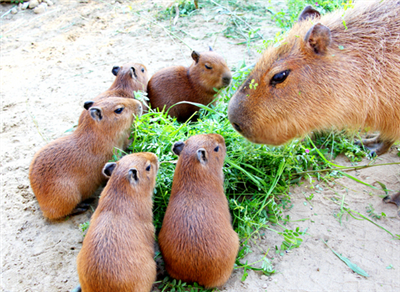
[{"left": 1, "top": 1, "right": 399, "bottom": 291}]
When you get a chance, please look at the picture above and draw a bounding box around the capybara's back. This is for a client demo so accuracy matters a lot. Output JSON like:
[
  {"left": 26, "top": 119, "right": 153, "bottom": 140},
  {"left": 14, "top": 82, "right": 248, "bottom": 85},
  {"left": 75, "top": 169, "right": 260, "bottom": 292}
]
[
  {"left": 29, "top": 97, "right": 142, "bottom": 219},
  {"left": 228, "top": 0, "right": 400, "bottom": 147},
  {"left": 147, "top": 48, "right": 232, "bottom": 122},
  {"left": 158, "top": 134, "right": 239, "bottom": 288},
  {"left": 77, "top": 152, "right": 159, "bottom": 292}
]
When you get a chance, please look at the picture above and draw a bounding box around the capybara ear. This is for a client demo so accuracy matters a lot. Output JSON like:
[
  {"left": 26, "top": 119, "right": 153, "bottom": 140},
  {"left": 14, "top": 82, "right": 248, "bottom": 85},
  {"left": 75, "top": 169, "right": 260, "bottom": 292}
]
[
  {"left": 172, "top": 141, "right": 185, "bottom": 156},
  {"left": 112, "top": 66, "right": 120, "bottom": 76},
  {"left": 128, "top": 168, "right": 139, "bottom": 184},
  {"left": 130, "top": 67, "right": 137, "bottom": 79},
  {"left": 191, "top": 51, "right": 200, "bottom": 63},
  {"left": 209, "top": 46, "right": 213, "bottom": 51},
  {"left": 90, "top": 107, "right": 103, "bottom": 121},
  {"left": 196, "top": 148, "right": 208, "bottom": 164},
  {"left": 103, "top": 162, "right": 117, "bottom": 178},
  {"left": 298, "top": 5, "right": 321, "bottom": 22},
  {"left": 304, "top": 23, "right": 331, "bottom": 55},
  {"left": 83, "top": 101, "right": 94, "bottom": 110}
]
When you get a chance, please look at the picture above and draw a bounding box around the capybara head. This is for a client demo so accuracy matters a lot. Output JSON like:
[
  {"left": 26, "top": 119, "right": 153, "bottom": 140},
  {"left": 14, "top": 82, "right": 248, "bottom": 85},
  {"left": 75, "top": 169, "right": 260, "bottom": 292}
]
[
  {"left": 111, "top": 62, "right": 149, "bottom": 92},
  {"left": 81, "top": 96, "right": 142, "bottom": 134},
  {"left": 172, "top": 133, "right": 226, "bottom": 178},
  {"left": 102, "top": 152, "right": 159, "bottom": 191},
  {"left": 227, "top": 6, "right": 331, "bottom": 145},
  {"left": 190, "top": 48, "right": 232, "bottom": 92},
  {"left": 227, "top": 3, "right": 399, "bottom": 145}
]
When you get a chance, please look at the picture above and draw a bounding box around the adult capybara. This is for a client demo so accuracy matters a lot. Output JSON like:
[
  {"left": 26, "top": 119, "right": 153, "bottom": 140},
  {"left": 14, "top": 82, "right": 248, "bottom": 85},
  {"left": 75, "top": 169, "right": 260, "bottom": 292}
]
[
  {"left": 29, "top": 97, "right": 143, "bottom": 219},
  {"left": 147, "top": 48, "right": 232, "bottom": 122},
  {"left": 158, "top": 134, "right": 239, "bottom": 288},
  {"left": 76, "top": 153, "right": 158, "bottom": 292},
  {"left": 228, "top": 0, "right": 400, "bottom": 215}
]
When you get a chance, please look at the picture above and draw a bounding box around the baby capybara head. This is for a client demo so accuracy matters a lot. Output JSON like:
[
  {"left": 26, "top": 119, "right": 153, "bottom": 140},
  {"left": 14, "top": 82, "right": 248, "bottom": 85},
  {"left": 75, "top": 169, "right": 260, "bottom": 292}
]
[
  {"left": 190, "top": 47, "right": 232, "bottom": 91},
  {"left": 102, "top": 152, "right": 159, "bottom": 191},
  {"left": 172, "top": 134, "right": 226, "bottom": 177},
  {"left": 228, "top": 6, "right": 341, "bottom": 145},
  {"left": 82, "top": 96, "right": 142, "bottom": 133},
  {"left": 111, "top": 62, "right": 149, "bottom": 92}
]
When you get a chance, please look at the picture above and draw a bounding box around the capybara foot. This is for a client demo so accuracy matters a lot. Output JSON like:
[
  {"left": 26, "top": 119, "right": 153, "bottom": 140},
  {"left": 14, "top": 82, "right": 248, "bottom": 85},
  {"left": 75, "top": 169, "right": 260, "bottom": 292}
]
[
  {"left": 383, "top": 191, "right": 400, "bottom": 217},
  {"left": 355, "top": 136, "right": 394, "bottom": 156},
  {"left": 70, "top": 200, "right": 94, "bottom": 216}
]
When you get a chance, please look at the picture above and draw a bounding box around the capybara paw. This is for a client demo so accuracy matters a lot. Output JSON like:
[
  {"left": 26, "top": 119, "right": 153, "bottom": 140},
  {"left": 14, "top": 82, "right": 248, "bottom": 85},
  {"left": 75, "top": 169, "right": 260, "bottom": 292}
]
[
  {"left": 70, "top": 204, "right": 91, "bottom": 216},
  {"left": 383, "top": 195, "right": 392, "bottom": 204},
  {"left": 356, "top": 137, "right": 393, "bottom": 156}
]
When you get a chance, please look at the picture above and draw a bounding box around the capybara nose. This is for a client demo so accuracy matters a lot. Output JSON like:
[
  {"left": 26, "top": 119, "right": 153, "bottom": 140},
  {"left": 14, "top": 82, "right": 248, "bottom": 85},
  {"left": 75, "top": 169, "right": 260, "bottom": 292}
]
[
  {"left": 232, "top": 122, "right": 242, "bottom": 133},
  {"left": 222, "top": 76, "right": 231, "bottom": 86}
]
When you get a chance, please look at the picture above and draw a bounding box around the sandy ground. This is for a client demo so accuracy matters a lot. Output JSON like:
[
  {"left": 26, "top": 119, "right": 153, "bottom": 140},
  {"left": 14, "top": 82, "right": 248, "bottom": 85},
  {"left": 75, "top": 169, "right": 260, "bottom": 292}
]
[{"left": 1, "top": 0, "right": 399, "bottom": 291}]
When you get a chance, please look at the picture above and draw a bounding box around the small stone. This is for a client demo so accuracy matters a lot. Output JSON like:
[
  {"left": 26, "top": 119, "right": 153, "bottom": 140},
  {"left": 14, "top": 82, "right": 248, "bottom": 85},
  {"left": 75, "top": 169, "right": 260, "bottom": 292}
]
[
  {"left": 44, "top": 0, "right": 53, "bottom": 6},
  {"left": 11, "top": 7, "right": 18, "bottom": 14},
  {"left": 33, "top": 3, "right": 47, "bottom": 14},
  {"left": 78, "top": 0, "right": 90, "bottom": 3},
  {"left": 21, "top": 2, "right": 30, "bottom": 10},
  {"left": 29, "top": 0, "right": 39, "bottom": 9}
]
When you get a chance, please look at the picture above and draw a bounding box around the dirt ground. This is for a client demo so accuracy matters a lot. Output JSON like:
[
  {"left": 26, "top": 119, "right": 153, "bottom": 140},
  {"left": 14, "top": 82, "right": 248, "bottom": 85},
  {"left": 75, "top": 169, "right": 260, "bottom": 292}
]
[{"left": 1, "top": 0, "right": 399, "bottom": 291}]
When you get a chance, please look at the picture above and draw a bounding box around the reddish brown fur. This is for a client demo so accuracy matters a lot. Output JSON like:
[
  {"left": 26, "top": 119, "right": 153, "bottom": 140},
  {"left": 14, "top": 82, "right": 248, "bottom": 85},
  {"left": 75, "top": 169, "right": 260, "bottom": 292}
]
[
  {"left": 79, "top": 63, "right": 148, "bottom": 123},
  {"left": 228, "top": 0, "right": 400, "bottom": 147},
  {"left": 228, "top": 0, "right": 400, "bottom": 215},
  {"left": 147, "top": 50, "right": 232, "bottom": 122},
  {"left": 29, "top": 97, "right": 142, "bottom": 220},
  {"left": 76, "top": 153, "right": 158, "bottom": 292},
  {"left": 99, "top": 62, "right": 148, "bottom": 100},
  {"left": 158, "top": 134, "right": 239, "bottom": 288}
]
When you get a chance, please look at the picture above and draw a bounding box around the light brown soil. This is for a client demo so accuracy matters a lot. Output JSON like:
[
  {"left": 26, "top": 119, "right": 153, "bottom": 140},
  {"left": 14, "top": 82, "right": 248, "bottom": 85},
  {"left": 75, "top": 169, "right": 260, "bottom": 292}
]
[{"left": 1, "top": 1, "right": 399, "bottom": 291}]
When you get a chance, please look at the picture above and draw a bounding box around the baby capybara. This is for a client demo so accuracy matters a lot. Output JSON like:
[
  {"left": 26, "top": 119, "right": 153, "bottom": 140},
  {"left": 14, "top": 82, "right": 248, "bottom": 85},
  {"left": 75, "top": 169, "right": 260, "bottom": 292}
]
[
  {"left": 109, "top": 62, "right": 148, "bottom": 96},
  {"left": 78, "top": 63, "right": 148, "bottom": 123},
  {"left": 228, "top": 0, "right": 400, "bottom": 215},
  {"left": 147, "top": 48, "right": 232, "bottom": 122},
  {"left": 158, "top": 134, "right": 239, "bottom": 288},
  {"left": 29, "top": 97, "right": 142, "bottom": 219},
  {"left": 76, "top": 153, "right": 158, "bottom": 292}
]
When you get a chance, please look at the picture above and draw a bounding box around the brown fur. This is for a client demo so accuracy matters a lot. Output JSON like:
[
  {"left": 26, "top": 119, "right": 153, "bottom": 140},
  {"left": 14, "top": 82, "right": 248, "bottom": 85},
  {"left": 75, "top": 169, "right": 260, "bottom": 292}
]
[
  {"left": 147, "top": 49, "right": 232, "bottom": 122},
  {"left": 228, "top": 0, "right": 400, "bottom": 147},
  {"left": 76, "top": 153, "right": 158, "bottom": 292},
  {"left": 228, "top": 0, "right": 400, "bottom": 215},
  {"left": 29, "top": 97, "right": 142, "bottom": 220},
  {"left": 158, "top": 134, "right": 239, "bottom": 288},
  {"left": 79, "top": 63, "right": 148, "bottom": 123},
  {"left": 102, "top": 62, "right": 148, "bottom": 99}
]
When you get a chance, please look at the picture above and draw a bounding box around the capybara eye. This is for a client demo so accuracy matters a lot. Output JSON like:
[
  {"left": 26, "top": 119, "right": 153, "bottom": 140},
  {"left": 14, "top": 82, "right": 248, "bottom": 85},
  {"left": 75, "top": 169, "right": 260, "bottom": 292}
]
[
  {"left": 146, "top": 165, "right": 151, "bottom": 171},
  {"left": 214, "top": 146, "right": 219, "bottom": 152},
  {"left": 205, "top": 64, "right": 212, "bottom": 70},
  {"left": 270, "top": 70, "right": 291, "bottom": 87},
  {"left": 141, "top": 68, "right": 145, "bottom": 73},
  {"left": 114, "top": 107, "right": 124, "bottom": 114}
]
